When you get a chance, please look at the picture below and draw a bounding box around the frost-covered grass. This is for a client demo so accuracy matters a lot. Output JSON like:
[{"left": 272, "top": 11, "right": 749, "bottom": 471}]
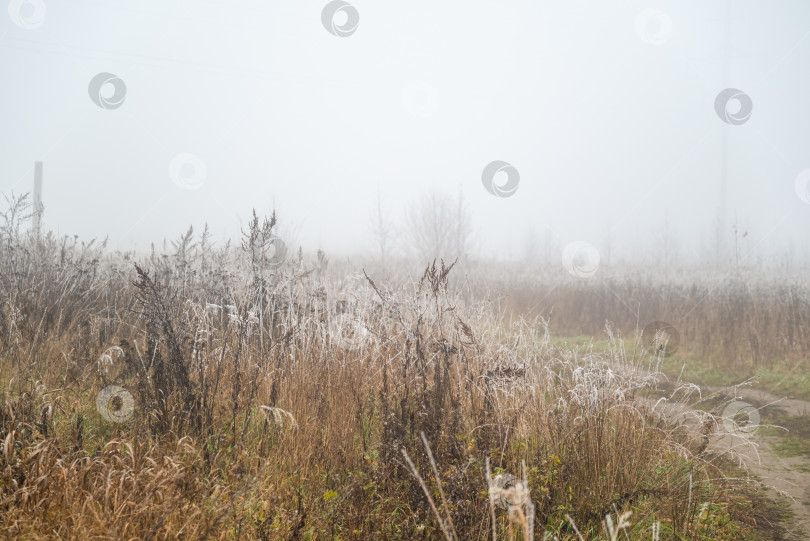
[{"left": 0, "top": 197, "right": 789, "bottom": 539}]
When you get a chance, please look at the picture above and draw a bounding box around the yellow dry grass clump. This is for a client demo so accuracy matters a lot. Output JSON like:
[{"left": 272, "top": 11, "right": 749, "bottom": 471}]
[{"left": 0, "top": 201, "right": 781, "bottom": 539}]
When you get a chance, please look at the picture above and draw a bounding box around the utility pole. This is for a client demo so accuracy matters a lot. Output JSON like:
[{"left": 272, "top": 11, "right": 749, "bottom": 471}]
[
  {"left": 717, "top": 0, "right": 730, "bottom": 268},
  {"left": 33, "top": 161, "right": 44, "bottom": 238}
]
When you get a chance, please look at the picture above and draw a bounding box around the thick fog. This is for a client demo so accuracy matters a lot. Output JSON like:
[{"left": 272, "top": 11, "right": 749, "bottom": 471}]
[{"left": 2, "top": 0, "right": 810, "bottom": 265}]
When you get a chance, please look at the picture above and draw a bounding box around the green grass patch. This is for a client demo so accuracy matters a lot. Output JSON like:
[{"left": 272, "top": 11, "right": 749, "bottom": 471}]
[
  {"left": 547, "top": 333, "right": 810, "bottom": 402},
  {"left": 758, "top": 406, "right": 810, "bottom": 459}
]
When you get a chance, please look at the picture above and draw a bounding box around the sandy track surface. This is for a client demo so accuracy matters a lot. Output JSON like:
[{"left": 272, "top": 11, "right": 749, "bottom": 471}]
[
  {"left": 707, "top": 386, "right": 810, "bottom": 540},
  {"left": 630, "top": 374, "right": 810, "bottom": 539}
]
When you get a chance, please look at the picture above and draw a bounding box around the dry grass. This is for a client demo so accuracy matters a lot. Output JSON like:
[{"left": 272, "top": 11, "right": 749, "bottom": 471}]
[
  {"left": 0, "top": 197, "right": 784, "bottom": 539},
  {"left": 487, "top": 263, "right": 810, "bottom": 372}
]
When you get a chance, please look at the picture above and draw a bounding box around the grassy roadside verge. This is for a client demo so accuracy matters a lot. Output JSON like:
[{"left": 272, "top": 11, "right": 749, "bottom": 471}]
[
  {"left": 546, "top": 334, "right": 810, "bottom": 400},
  {"left": 543, "top": 333, "right": 807, "bottom": 539}
]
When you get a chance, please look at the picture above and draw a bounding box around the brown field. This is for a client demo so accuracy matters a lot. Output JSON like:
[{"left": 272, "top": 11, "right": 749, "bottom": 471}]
[{"left": 1, "top": 205, "right": 806, "bottom": 539}]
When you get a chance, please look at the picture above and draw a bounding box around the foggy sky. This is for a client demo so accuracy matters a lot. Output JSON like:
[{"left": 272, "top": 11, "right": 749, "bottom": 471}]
[{"left": 2, "top": 0, "right": 810, "bottom": 265}]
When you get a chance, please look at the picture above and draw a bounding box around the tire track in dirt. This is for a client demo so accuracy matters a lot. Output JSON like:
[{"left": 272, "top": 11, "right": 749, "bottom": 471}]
[
  {"left": 706, "top": 386, "right": 810, "bottom": 540},
  {"left": 631, "top": 375, "right": 810, "bottom": 539}
]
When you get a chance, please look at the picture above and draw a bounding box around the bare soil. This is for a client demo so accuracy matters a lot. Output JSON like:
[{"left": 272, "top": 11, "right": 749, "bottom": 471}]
[{"left": 707, "top": 386, "right": 810, "bottom": 540}]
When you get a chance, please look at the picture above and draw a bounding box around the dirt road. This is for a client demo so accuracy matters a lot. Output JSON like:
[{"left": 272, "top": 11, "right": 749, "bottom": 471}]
[
  {"left": 708, "top": 386, "right": 810, "bottom": 540},
  {"left": 632, "top": 374, "right": 810, "bottom": 539}
]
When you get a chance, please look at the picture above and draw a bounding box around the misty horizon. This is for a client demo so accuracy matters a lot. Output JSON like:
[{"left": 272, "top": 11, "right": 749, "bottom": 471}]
[{"left": 3, "top": 0, "right": 810, "bottom": 267}]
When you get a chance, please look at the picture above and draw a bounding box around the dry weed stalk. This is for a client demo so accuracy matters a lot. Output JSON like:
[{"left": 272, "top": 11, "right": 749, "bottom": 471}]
[{"left": 0, "top": 197, "right": 778, "bottom": 539}]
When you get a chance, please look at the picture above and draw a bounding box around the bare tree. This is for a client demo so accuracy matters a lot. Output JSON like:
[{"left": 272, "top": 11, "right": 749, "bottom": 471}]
[
  {"left": 713, "top": 210, "right": 726, "bottom": 268},
  {"left": 453, "top": 186, "right": 471, "bottom": 261},
  {"left": 730, "top": 214, "right": 748, "bottom": 269},
  {"left": 0, "top": 192, "right": 31, "bottom": 246},
  {"left": 404, "top": 187, "right": 471, "bottom": 263},
  {"left": 602, "top": 219, "right": 612, "bottom": 268},
  {"left": 369, "top": 186, "right": 395, "bottom": 271},
  {"left": 656, "top": 213, "right": 678, "bottom": 272},
  {"left": 523, "top": 225, "right": 540, "bottom": 264}
]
